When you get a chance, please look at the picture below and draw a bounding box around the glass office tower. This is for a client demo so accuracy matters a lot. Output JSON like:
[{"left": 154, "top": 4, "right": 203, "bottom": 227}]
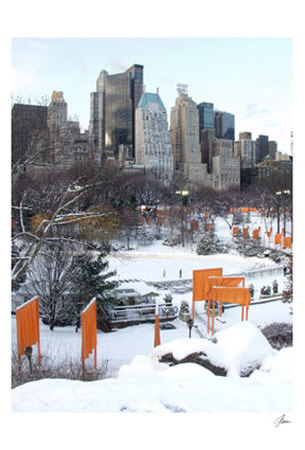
[
  {"left": 215, "top": 110, "right": 235, "bottom": 142},
  {"left": 90, "top": 64, "right": 144, "bottom": 160},
  {"left": 197, "top": 102, "right": 215, "bottom": 131}
]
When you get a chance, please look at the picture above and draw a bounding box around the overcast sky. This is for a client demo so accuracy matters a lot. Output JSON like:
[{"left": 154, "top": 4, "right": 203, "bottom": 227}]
[{"left": 11, "top": 37, "right": 293, "bottom": 153}]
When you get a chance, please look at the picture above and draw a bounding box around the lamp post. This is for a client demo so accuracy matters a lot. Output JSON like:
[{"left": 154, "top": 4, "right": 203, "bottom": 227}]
[
  {"left": 176, "top": 190, "right": 189, "bottom": 247},
  {"left": 283, "top": 190, "right": 291, "bottom": 237},
  {"left": 187, "top": 318, "right": 194, "bottom": 338}
]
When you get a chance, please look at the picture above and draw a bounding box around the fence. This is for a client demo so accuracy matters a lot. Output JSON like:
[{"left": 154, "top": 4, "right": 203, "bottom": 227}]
[{"left": 108, "top": 303, "right": 178, "bottom": 325}]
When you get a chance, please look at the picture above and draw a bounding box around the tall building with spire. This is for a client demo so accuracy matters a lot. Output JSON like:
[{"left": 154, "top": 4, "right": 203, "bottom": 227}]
[
  {"left": 47, "top": 91, "right": 68, "bottom": 131},
  {"left": 89, "top": 64, "right": 144, "bottom": 160},
  {"left": 135, "top": 89, "right": 173, "bottom": 184},
  {"left": 170, "top": 91, "right": 211, "bottom": 186},
  {"left": 170, "top": 93, "right": 200, "bottom": 172},
  {"left": 47, "top": 91, "right": 90, "bottom": 167}
]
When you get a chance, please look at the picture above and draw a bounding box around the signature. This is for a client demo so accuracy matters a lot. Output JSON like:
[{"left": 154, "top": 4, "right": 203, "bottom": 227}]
[{"left": 274, "top": 414, "right": 291, "bottom": 428}]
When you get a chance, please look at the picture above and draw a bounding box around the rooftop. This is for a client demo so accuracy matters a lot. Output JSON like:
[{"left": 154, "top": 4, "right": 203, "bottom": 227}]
[{"left": 137, "top": 92, "right": 166, "bottom": 110}]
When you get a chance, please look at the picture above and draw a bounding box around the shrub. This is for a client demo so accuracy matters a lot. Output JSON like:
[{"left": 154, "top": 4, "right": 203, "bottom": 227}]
[
  {"left": 260, "top": 322, "right": 293, "bottom": 350},
  {"left": 11, "top": 348, "right": 109, "bottom": 389}
]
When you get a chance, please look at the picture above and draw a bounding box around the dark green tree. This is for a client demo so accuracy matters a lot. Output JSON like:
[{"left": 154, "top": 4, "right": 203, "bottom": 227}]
[
  {"left": 70, "top": 246, "right": 118, "bottom": 331},
  {"left": 196, "top": 227, "right": 227, "bottom": 255}
]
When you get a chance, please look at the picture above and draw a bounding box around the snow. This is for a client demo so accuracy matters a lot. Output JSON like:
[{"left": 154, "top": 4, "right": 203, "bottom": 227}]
[
  {"left": 15, "top": 295, "right": 37, "bottom": 310},
  {"left": 212, "top": 321, "right": 276, "bottom": 376},
  {"left": 108, "top": 242, "right": 275, "bottom": 283},
  {"left": 152, "top": 321, "right": 276, "bottom": 379},
  {"left": 11, "top": 215, "right": 294, "bottom": 422},
  {"left": 12, "top": 336, "right": 291, "bottom": 414}
]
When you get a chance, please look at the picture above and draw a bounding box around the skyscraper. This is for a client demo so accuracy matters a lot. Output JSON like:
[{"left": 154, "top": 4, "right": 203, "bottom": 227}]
[
  {"left": 135, "top": 89, "right": 173, "bottom": 184},
  {"left": 12, "top": 103, "right": 48, "bottom": 165},
  {"left": 234, "top": 132, "right": 256, "bottom": 169},
  {"left": 214, "top": 110, "right": 235, "bottom": 141},
  {"left": 170, "top": 92, "right": 211, "bottom": 186},
  {"left": 256, "top": 134, "right": 269, "bottom": 163},
  {"left": 47, "top": 91, "right": 90, "bottom": 167},
  {"left": 197, "top": 102, "right": 215, "bottom": 172},
  {"left": 47, "top": 91, "right": 68, "bottom": 131},
  {"left": 268, "top": 141, "right": 277, "bottom": 160},
  {"left": 88, "top": 91, "right": 99, "bottom": 156},
  {"left": 89, "top": 64, "right": 144, "bottom": 160},
  {"left": 170, "top": 93, "right": 201, "bottom": 172},
  {"left": 212, "top": 139, "right": 240, "bottom": 190},
  {"left": 197, "top": 102, "right": 214, "bottom": 131}
]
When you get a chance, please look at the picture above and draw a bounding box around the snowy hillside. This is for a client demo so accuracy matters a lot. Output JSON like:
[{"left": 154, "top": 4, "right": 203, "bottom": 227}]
[
  {"left": 12, "top": 321, "right": 292, "bottom": 413},
  {"left": 11, "top": 214, "right": 294, "bottom": 422},
  {"left": 9, "top": 213, "right": 297, "bottom": 448}
]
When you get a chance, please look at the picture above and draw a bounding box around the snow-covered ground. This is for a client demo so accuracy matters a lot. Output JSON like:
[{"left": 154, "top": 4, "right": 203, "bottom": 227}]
[
  {"left": 12, "top": 321, "right": 292, "bottom": 413},
  {"left": 8, "top": 214, "right": 298, "bottom": 447}
]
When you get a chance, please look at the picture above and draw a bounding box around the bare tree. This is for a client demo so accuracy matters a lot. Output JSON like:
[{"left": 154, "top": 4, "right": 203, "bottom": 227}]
[
  {"left": 19, "top": 240, "right": 79, "bottom": 330},
  {"left": 11, "top": 175, "right": 113, "bottom": 284}
]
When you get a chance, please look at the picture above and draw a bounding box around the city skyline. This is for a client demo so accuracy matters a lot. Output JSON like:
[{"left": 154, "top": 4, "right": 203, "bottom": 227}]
[{"left": 11, "top": 37, "right": 293, "bottom": 154}]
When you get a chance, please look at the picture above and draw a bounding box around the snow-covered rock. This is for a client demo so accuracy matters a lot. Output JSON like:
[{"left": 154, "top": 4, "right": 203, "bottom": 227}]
[
  {"left": 152, "top": 338, "right": 227, "bottom": 375},
  {"left": 152, "top": 321, "right": 275, "bottom": 377},
  {"left": 214, "top": 321, "right": 276, "bottom": 377}
]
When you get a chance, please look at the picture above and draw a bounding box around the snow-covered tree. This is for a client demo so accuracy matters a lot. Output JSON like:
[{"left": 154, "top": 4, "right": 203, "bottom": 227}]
[
  {"left": 196, "top": 228, "right": 227, "bottom": 255},
  {"left": 11, "top": 175, "right": 112, "bottom": 284},
  {"left": 69, "top": 246, "right": 118, "bottom": 331},
  {"left": 19, "top": 240, "right": 79, "bottom": 330}
]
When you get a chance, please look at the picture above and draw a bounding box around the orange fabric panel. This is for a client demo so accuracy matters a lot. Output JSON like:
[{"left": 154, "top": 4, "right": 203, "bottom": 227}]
[
  {"left": 154, "top": 314, "right": 161, "bottom": 347},
  {"left": 232, "top": 226, "right": 239, "bottom": 235},
  {"left": 241, "top": 208, "right": 249, "bottom": 213},
  {"left": 266, "top": 227, "right": 273, "bottom": 238},
  {"left": 283, "top": 237, "right": 292, "bottom": 248},
  {"left": 81, "top": 298, "right": 97, "bottom": 365},
  {"left": 274, "top": 234, "right": 282, "bottom": 245},
  {"left": 211, "top": 287, "right": 251, "bottom": 306},
  {"left": 16, "top": 297, "right": 40, "bottom": 360},
  {"left": 207, "top": 276, "right": 245, "bottom": 297},
  {"left": 253, "top": 229, "right": 260, "bottom": 239},
  {"left": 193, "top": 268, "right": 223, "bottom": 301}
]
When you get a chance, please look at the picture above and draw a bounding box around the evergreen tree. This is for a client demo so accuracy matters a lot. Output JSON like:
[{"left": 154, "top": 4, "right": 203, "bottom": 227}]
[
  {"left": 70, "top": 246, "right": 118, "bottom": 331},
  {"left": 196, "top": 228, "right": 227, "bottom": 255}
]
